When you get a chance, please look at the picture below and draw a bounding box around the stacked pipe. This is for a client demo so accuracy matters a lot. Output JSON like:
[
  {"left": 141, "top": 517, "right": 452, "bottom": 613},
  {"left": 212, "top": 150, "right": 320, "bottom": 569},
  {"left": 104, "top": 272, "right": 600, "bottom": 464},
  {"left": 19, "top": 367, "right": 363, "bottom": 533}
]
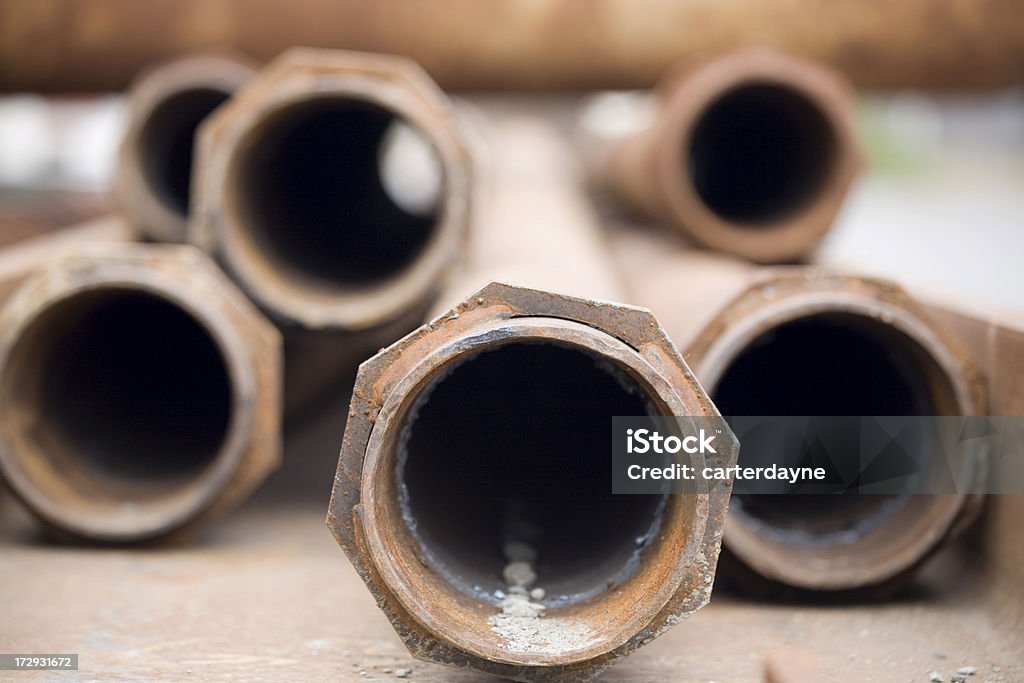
[
  {"left": 608, "top": 226, "right": 987, "bottom": 595},
  {"left": 117, "top": 52, "right": 256, "bottom": 243},
  {"left": 597, "top": 49, "right": 996, "bottom": 596},
  {"left": 0, "top": 47, "right": 477, "bottom": 541},
  {"left": 0, "top": 30, "right": 1016, "bottom": 683},
  {"left": 188, "top": 48, "right": 473, "bottom": 417},
  {"left": 328, "top": 116, "right": 736, "bottom": 680},
  {"left": 604, "top": 49, "right": 862, "bottom": 263},
  {"left": 0, "top": 239, "right": 281, "bottom": 542}
]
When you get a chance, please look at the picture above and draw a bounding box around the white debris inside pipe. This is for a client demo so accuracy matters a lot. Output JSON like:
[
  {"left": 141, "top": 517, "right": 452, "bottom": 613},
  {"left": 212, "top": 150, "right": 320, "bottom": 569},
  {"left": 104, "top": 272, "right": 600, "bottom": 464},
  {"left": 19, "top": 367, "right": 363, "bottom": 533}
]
[{"left": 488, "top": 540, "right": 596, "bottom": 654}]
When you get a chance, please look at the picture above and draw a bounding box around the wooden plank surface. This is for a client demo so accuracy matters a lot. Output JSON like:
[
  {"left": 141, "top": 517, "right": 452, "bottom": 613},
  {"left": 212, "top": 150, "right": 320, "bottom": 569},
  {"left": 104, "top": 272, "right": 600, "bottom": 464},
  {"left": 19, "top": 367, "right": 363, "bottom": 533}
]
[{"left": 2, "top": 489, "right": 1021, "bottom": 682}]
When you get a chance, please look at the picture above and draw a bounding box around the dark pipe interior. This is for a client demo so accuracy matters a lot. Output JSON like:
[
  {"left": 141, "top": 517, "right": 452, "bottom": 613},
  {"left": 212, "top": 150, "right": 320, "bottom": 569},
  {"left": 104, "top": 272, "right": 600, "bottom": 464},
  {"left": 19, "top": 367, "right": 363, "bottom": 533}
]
[
  {"left": 15, "top": 290, "right": 232, "bottom": 497},
  {"left": 712, "top": 313, "right": 942, "bottom": 542},
  {"left": 234, "top": 99, "right": 439, "bottom": 288},
  {"left": 400, "top": 342, "right": 663, "bottom": 603},
  {"left": 141, "top": 87, "right": 230, "bottom": 216},
  {"left": 688, "top": 83, "right": 837, "bottom": 224}
]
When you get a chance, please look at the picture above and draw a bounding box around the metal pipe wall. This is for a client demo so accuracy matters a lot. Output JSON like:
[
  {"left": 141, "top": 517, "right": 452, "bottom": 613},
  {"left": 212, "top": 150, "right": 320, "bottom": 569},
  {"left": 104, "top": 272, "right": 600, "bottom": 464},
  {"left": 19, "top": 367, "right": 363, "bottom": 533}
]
[
  {"left": 117, "top": 52, "right": 255, "bottom": 242},
  {"left": 1, "top": 0, "right": 1022, "bottom": 92},
  {"left": 327, "top": 116, "right": 734, "bottom": 680},
  {"left": 609, "top": 223, "right": 987, "bottom": 595},
  {"left": 0, "top": 242, "right": 282, "bottom": 543},
  {"left": 604, "top": 50, "right": 862, "bottom": 263}
]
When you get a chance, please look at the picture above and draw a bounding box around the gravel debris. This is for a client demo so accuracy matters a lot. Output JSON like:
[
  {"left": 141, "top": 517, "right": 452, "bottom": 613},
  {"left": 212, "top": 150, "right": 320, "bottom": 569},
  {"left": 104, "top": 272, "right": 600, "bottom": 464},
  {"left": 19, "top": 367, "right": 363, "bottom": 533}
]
[
  {"left": 502, "top": 560, "right": 537, "bottom": 588},
  {"left": 488, "top": 542, "right": 595, "bottom": 655}
]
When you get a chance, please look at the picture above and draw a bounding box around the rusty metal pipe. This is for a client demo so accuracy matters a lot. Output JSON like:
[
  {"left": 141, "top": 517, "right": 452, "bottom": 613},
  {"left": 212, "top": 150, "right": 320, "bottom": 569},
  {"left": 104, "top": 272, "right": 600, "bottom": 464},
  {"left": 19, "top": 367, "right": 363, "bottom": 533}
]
[
  {"left": 605, "top": 50, "right": 862, "bottom": 263},
  {"left": 191, "top": 48, "right": 472, "bottom": 334},
  {"left": 190, "top": 48, "right": 473, "bottom": 417},
  {"left": 2, "top": 0, "right": 1023, "bottom": 92},
  {"left": 117, "top": 52, "right": 255, "bottom": 243},
  {"left": 0, "top": 243, "right": 281, "bottom": 543},
  {"left": 610, "top": 226, "right": 985, "bottom": 594},
  {"left": 328, "top": 118, "right": 735, "bottom": 680}
]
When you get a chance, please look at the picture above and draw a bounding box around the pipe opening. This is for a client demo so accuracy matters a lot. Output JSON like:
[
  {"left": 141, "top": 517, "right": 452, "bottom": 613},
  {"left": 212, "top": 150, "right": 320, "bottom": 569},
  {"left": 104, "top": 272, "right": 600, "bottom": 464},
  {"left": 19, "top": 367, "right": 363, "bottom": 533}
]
[
  {"left": 398, "top": 342, "right": 664, "bottom": 605},
  {"left": 1, "top": 289, "right": 233, "bottom": 501},
  {"left": 140, "top": 87, "right": 231, "bottom": 216},
  {"left": 711, "top": 312, "right": 954, "bottom": 544},
  {"left": 689, "top": 83, "right": 837, "bottom": 225},
  {"left": 231, "top": 98, "right": 443, "bottom": 289}
]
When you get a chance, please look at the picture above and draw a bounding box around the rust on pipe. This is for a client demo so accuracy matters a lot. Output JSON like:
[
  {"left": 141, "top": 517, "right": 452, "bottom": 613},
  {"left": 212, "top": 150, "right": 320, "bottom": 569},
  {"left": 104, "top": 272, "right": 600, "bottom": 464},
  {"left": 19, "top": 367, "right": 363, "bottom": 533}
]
[
  {"left": 191, "top": 47, "right": 472, "bottom": 334},
  {"left": 0, "top": 243, "right": 281, "bottom": 543},
  {"left": 189, "top": 48, "right": 473, "bottom": 418},
  {"left": 0, "top": 214, "right": 134, "bottom": 303},
  {"left": 610, "top": 226, "right": 986, "bottom": 594},
  {"left": 327, "top": 119, "right": 735, "bottom": 680},
  {"left": 444, "top": 114, "right": 624, "bottom": 305},
  {"left": 1, "top": 0, "right": 1023, "bottom": 92},
  {"left": 117, "top": 52, "right": 255, "bottom": 243},
  {"left": 605, "top": 50, "right": 862, "bottom": 263},
  {"left": 923, "top": 301, "right": 1024, "bottom": 418}
]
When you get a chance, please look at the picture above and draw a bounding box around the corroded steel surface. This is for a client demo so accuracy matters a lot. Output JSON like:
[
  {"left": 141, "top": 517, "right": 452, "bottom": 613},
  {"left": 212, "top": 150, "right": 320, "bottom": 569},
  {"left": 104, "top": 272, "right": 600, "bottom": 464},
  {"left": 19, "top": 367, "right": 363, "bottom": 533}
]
[
  {"left": 0, "top": 243, "right": 282, "bottom": 543},
  {"left": 328, "top": 282, "right": 735, "bottom": 681}
]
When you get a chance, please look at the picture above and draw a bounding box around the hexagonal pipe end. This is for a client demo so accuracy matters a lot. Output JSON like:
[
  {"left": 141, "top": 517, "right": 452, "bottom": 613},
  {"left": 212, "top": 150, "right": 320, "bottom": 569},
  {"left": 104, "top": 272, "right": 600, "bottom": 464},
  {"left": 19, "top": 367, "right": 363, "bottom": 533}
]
[
  {"left": 190, "top": 48, "right": 473, "bottom": 333},
  {"left": 328, "top": 282, "right": 735, "bottom": 681},
  {"left": 0, "top": 243, "right": 282, "bottom": 543}
]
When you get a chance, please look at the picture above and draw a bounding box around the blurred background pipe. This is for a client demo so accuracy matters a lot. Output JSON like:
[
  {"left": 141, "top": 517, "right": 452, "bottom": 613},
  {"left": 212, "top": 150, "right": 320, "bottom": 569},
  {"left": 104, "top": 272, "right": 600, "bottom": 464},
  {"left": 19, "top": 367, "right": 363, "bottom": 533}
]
[
  {"left": 1, "top": 0, "right": 1022, "bottom": 92},
  {"left": 923, "top": 301, "right": 1024, "bottom": 418},
  {"left": 189, "top": 48, "right": 474, "bottom": 417},
  {"left": 0, "top": 243, "right": 281, "bottom": 543},
  {"left": 191, "top": 48, "right": 473, "bottom": 333},
  {"left": 117, "top": 52, "right": 255, "bottom": 242},
  {"left": 609, "top": 224, "right": 986, "bottom": 595},
  {"left": 603, "top": 50, "right": 862, "bottom": 263},
  {"left": 437, "top": 113, "right": 623, "bottom": 306},
  {"left": 327, "top": 116, "right": 734, "bottom": 680}
]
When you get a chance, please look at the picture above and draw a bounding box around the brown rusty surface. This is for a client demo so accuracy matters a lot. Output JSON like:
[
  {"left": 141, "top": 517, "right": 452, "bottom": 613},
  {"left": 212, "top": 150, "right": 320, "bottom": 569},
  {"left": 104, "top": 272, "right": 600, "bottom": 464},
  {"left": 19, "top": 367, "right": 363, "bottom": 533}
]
[
  {"left": 924, "top": 300, "right": 1024, "bottom": 418},
  {"left": 439, "top": 113, "right": 625, "bottom": 309},
  {"left": 606, "top": 219, "right": 757, "bottom": 351},
  {"left": 2, "top": 0, "right": 1024, "bottom": 92}
]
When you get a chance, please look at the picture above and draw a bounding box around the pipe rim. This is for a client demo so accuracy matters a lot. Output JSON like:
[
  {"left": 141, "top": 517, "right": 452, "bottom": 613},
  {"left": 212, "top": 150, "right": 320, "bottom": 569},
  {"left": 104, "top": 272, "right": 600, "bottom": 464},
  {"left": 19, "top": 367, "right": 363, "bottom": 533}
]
[
  {"left": 215, "top": 75, "right": 470, "bottom": 331},
  {"left": 656, "top": 50, "right": 861, "bottom": 263},
  {"left": 0, "top": 264, "right": 255, "bottom": 542},
  {"left": 358, "top": 316, "right": 710, "bottom": 665},
  {"left": 694, "top": 286, "right": 979, "bottom": 590},
  {"left": 118, "top": 54, "right": 254, "bottom": 243}
]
